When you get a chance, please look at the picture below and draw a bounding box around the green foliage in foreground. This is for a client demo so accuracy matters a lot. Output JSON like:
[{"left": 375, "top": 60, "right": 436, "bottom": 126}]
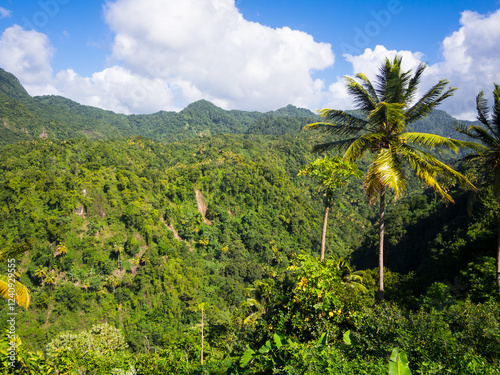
[{"left": 1, "top": 255, "right": 498, "bottom": 374}]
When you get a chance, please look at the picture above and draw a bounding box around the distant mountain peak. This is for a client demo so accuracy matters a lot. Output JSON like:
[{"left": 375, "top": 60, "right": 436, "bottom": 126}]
[
  {"left": 0, "top": 68, "right": 31, "bottom": 101},
  {"left": 265, "top": 104, "right": 316, "bottom": 118}
]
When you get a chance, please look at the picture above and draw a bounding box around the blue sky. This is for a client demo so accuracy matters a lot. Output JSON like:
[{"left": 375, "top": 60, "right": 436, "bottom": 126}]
[{"left": 1, "top": 0, "right": 500, "bottom": 119}]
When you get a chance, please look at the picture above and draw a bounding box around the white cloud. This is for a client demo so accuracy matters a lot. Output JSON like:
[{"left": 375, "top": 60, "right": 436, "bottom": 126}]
[
  {"left": 103, "top": 0, "right": 335, "bottom": 112},
  {"left": 1, "top": 2, "right": 498, "bottom": 119},
  {"left": 325, "top": 7, "right": 500, "bottom": 121},
  {"left": 53, "top": 67, "right": 177, "bottom": 114},
  {"left": 325, "top": 45, "right": 425, "bottom": 110},
  {"left": 344, "top": 45, "right": 423, "bottom": 82},
  {"left": 0, "top": 0, "right": 334, "bottom": 114},
  {"left": 424, "top": 9, "right": 500, "bottom": 119},
  {"left": 0, "top": 25, "right": 54, "bottom": 87}
]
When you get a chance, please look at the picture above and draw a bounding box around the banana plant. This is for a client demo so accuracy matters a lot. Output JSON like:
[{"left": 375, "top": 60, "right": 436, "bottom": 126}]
[{"left": 389, "top": 348, "right": 412, "bottom": 375}]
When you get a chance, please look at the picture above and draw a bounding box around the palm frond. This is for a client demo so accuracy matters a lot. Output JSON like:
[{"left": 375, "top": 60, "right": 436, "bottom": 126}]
[
  {"left": 382, "top": 56, "right": 412, "bottom": 103},
  {"left": 453, "top": 124, "right": 498, "bottom": 152},
  {"left": 403, "top": 145, "right": 476, "bottom": 192},
  {"left": 362, "top": 146, "right": 407, "bottom": 201},
  {"left": 304, "top": 121, "right": 364, "bottom": 134},
  {"left": 0, "top": 275, "right": 31, "bottom": 309},
  {"left": 345, "top": 77, "right": 377, "bottom": 111},
  {"left": 355, "top": 73, "right": 379, "bottom": 103},
  {"left": 490, "top": 83, "right": 500, "bottom": 136},
  {"left": 375, "top": 57, "right": 392, "bottom": 99},
  {"left": 311, "top": 137, "right": 361, "bottom": 153},
  {"left": 404, "top": 62, "right": 427, "bottom": 103},
  {"left": 401, "top": 132, "right": 485, "bottom": 153},
  {"left": 343, "top": 133, "right": 384, "bottom": 162},
  {"left": 398, "top": 146, "right": 454, "bottom": 203},
  {"left": 363, "top": 163, "right": 385, "bottom": 203},
  {"left": 368, "top": 102, "right": 406, "bottom": 133},
  {"left": 476, "top": 90, "right": 493, "bottom": 131},
  {"left": 466, "top": 125, "right": 497, "bottom": 148},
  {"left": 406, "top": 80, "right": 457, "bottom": 124},
  {"left": 372, "top": 146, "right": 407, "bottom": 197},
  {"left": 314, "top": 108, "right": 369, "bottom": 132}
]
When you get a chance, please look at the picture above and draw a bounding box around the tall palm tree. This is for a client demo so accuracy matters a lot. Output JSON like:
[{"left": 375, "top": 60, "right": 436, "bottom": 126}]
[
  {"left": 306, "top": 56, "right": 478, "bottom": 301},
  {"left": 455, "top": 84, "right": 500, "bottom": 292}
]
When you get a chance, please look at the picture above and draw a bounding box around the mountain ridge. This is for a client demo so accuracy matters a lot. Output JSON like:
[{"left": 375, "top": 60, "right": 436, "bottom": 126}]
[{"left": 0, "top": 67, "right": 478, "bottom": 148}]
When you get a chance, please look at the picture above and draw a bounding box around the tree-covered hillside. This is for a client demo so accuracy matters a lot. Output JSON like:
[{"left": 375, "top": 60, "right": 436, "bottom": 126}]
[
  {"left": 0, "top": 68, "right": 499, "bottom": 374},
  {"left": 0, "top": 67, "right": 480, "bottom": 149}
]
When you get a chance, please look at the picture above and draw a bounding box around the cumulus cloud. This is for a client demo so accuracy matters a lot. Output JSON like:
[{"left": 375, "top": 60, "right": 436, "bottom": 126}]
[
  {"left": 0, "top": 25, "right": 54, "bottom": 89},
  {"left": 103, "top": 0, "right": 335, "bottom": 111},
  {"left": 424, "top": 9, "right": 500, "bottom": 119},
  {"left": 344, "top": 45, "right": 423, "bottom": 82},
  {"left": 53, "top": 67, "right": 177, "bottom": 113},
  {"left": 1, "top": 1, "right": 499, "bottom": 119},
  {"left": 0, "top": 0, "right": 334, "bottom": 114},
  {"left": 324, "top": 7, "right": 500, "bottom": 121}
]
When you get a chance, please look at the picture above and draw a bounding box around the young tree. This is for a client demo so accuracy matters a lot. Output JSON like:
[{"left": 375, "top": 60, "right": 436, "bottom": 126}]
[
  {"left": 299, "top": 156, "right": 362, "bottom": 261},
  {"left": 306, "top": 56, "right": 477, "bottom": 301},
  {"left": 455, "top": 83, "right": 500, "bottom": 292}
]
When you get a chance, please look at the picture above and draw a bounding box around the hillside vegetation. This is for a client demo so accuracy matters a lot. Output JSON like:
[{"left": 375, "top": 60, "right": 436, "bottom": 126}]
[{"left": 0, "top": 68, "right": 499, "bottom": 374}]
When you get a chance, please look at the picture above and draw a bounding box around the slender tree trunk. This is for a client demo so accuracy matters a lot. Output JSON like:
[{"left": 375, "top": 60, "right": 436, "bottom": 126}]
[
  {"left": 497, "top": 207, "right": 500, "bottom": 292},
  {"left": 320, "top": 205, "right": 330, "bottom": 261},
  {"left": 379, "top": 188, "right": 385, "bottom": 302},
  {"left": 201, "top": 308, "right": 204, "bottom": 366}
]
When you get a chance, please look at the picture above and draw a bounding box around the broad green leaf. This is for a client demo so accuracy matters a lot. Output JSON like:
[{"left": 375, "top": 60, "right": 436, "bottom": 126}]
[
  {"left": 317, "top": 332, "right": 328, "bottom": 347},
  {"left": 240, "top": 347, "right": 255, "bottom": 368},
  {"left": 389, "top": 348, "right": 412, "bottom": 375},
  {"left": 343, "top": 330, "right": 351, "bottom": 345},
  {"left": 259, "top": 340, "right": 272, "bottom": 354},
  {"left": 273, "top": 332, "right": 283, "bottom": 349}
]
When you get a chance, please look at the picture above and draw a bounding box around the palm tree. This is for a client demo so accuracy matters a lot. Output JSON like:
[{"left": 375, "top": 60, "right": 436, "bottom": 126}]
[
  {"left": 306, "top": 56, "right": 478, "bottom": 301},
  {"left": 455, "top": 84, "right": 500, "bottom": 292},
  {"left": 35, "top": 266, "right": 47, "bottom": 284}
]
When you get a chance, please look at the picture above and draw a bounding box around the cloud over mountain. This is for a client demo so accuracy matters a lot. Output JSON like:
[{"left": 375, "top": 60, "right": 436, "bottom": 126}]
[{"left": 0, "top": 2, "right": 499, "bottom": 119}]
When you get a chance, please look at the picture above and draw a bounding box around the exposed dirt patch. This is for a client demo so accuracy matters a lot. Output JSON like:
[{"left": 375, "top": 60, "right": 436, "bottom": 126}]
[
  {"left": 161, "top": 217, "right": 194, "bottom": 251},
  {"left": 195, "top": 189, "right": 212, "bottom": 225}
]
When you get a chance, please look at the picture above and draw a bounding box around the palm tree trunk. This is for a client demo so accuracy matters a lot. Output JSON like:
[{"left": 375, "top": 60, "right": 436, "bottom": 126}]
[
  {"left": 201, "top": 308, "right": 204, "bottom": 366},
  {"left": 379, "top": 188, "right": 385, "bottom": 302},
  {"left": 497, "top": 207, "right": 500, "bottom": 292},
  {"left": 320, "top": 205, "right": 330, "bottom": 261}
]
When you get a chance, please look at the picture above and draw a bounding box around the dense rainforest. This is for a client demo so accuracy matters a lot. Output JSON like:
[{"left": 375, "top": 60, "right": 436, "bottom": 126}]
[{"left": 0, "top": 67, "right": 499, "bottom": 374}]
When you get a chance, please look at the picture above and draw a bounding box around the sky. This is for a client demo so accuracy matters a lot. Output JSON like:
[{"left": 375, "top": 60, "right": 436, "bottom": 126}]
[{"left": 0, "top": 0, "right": 500, "bottom": 119}]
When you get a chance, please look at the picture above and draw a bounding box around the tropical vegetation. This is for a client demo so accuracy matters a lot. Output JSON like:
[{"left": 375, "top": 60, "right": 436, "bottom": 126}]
[
  {"left": 0, "top": 63, "right": 499, "bottom": 374},
  {"left": 455, "top": 83, "right": 500, "bottom": 292},
  {"left": 305, "top": 56, "right": 479, "bottom": 300}
]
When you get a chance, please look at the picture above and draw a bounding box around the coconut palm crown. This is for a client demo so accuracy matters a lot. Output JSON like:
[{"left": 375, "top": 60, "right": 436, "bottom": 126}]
[
  {"left": 305, "top": 56, "right": 478, "bottom": 300},
  {"left": 455, "top": 83, "right": 500, "bottom": 291}
]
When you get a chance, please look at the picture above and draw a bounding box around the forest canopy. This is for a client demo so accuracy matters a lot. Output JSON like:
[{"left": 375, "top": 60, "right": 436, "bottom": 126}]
[{"left": 0, "top": 67, "right": 499, "bottom": 374}]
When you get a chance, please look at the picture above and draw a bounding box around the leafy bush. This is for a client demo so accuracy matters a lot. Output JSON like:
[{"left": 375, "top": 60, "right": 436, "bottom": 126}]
[{"left": 46, "top": 323, "right": 128, "bottom": 358}]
